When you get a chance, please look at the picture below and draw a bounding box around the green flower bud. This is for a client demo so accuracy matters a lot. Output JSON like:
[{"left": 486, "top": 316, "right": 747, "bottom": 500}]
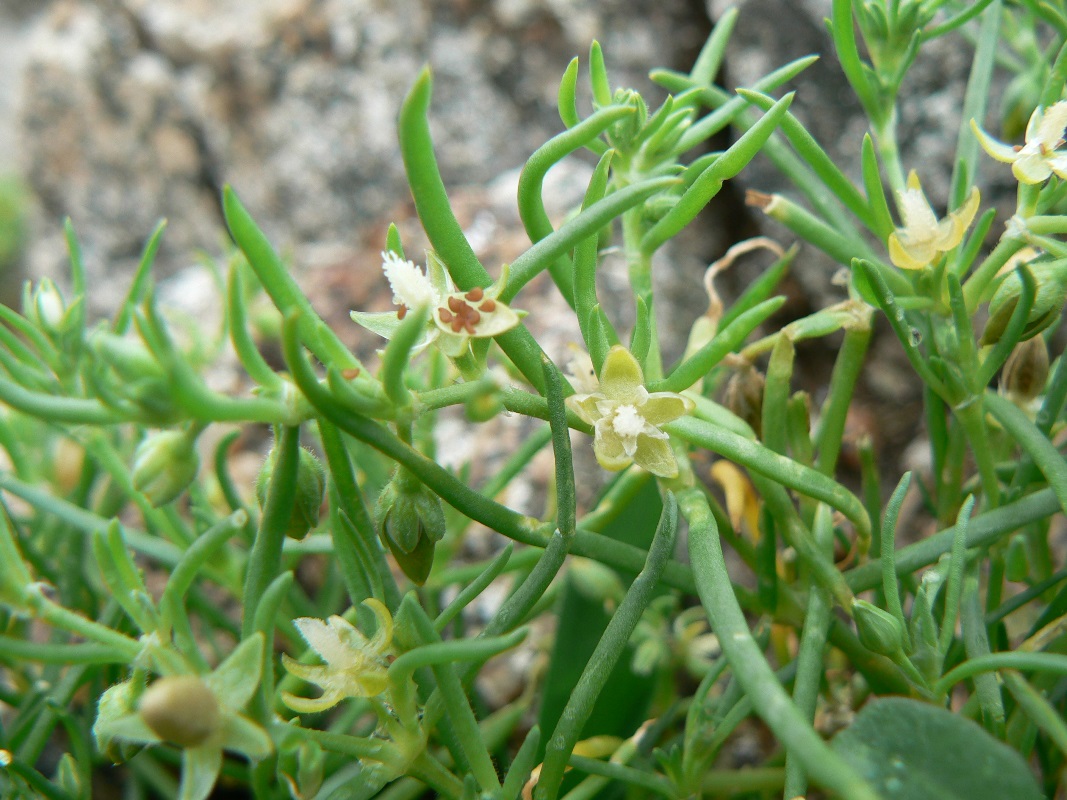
[
  {"left": 608, "top": 88, "right": 648, "bottom": 148},
  {"left": 981, "top": 258, "right": 1067, "bottom": 346},
  {"left": 26, "top": 277, "right": 67, "bottom": 332},
  {"left": 256, "top": 446, "right": 326, "bottom": 540},
  {"left": 464, "top": 390, "right": 503, "bottom": 423},
  {"left": 852, "top": 599, "right": 907, "bottom": 659},
  {"left": 374, "top": 474, "right": 446, "bottom": 585},
  {"left": 132, "top": 430, "right": 200, "bottom": 507},
  {"left": 139, "top": 675, "right": 220, "bottom": 747},
  {"left": 1001, "top": 335, "right": 1049, "bottom": 406},
  {"left": 908, "top": 580, "right": 941, "bottom": 682}
]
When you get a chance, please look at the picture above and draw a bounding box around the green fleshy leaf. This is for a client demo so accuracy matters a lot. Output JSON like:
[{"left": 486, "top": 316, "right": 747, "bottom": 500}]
[
  {"left": 94, "top": 681, "right": 161, "bottom": 752},
  {"left": 179, "top": 745, "right": 223, "bottom": 800},
  {"left": 832, "top": 697, "right": 1043, "bottom": 800},
  {"left": 218, "top": 714, "right": 274, "bottom": 761},
  {"left": 207, "top": 633, "right": 265, "bottom": 711}
]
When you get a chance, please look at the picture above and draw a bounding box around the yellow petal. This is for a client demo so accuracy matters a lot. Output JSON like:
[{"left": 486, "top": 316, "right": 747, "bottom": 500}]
[
  {"left": 593, "top": 420, "right": 633, "bottom": 471},
  {"left": 599, "top": 346, "right": 644, "bottom": 404},
  {"left": 362, "top": 598, "right": 394, "bottom": 653},
  {"left": 640, "top": 393, "right": 694, "bottom": 426},
  {"left": 971, "top": 119, "right": 1020, "bottom": 164},
  {"left": 280, "top": 653, "right": 331, "bottom": 684},
  {"left": 566, "top": 392, "right": 607, "bottom": 426},
  {"left": 888, "top": 231, "right": 932, "bottom": 270},
  {"left": 633, "top": 435, "right": 679, "bottom": 478},
  {"left": 281, "top": 689, "right": 344, "bottom": 714},
  {"left": 1013, "top": 154, "right": 1054, "bottom": 185}
]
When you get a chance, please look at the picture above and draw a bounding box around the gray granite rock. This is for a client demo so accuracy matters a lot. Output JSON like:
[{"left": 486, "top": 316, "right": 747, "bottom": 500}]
[{"left": 15, "top": 0, "right": 710, "bottom": 310}]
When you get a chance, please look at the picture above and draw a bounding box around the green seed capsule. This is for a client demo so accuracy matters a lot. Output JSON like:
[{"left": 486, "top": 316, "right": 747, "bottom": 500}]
[{"left": 139, "top": 675, "right": 220, "bottom": 747}]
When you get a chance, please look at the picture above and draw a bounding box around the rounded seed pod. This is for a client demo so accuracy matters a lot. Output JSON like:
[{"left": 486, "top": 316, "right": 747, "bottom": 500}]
[{"left": 139, "top": 675, "right": 220, "bottom": 747}]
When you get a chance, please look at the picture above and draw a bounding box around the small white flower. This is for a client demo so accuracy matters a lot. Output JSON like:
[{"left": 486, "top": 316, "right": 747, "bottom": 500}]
[
  {"left": 973, "top": 102, "right": 1067, "bottom": 184},
  {"left": 352, "top": 251, "right": 522, "bottom": 357}
]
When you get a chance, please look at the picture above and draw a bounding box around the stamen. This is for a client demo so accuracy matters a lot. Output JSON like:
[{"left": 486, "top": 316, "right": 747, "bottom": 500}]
[
  {"left": 465, "top": 287, "right": 484, "bottom": 301},
  {"left": 479, "top": 299, "right": 496, "bottom": 312},
  {"left": 342, "top": 368, "right": 361, "bottom": 380},
  {"left": 447, "top": 296, "right": 464, "bottom": 313},
  {"left": 439, "top": 308, "right": 454, "bottom": 324},
  {"left": 397, "top": 304, "right": 408, "bottom": 320}
]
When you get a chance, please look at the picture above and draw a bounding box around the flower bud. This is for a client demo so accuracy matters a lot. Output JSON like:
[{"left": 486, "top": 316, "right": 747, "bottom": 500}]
[
  {"left": 132, "top": 430, "right": 200, "bottom": 507},
  {"left": 256, "top": 446, "right": 326, "bottom": 540},
  {"left": 139, "top": 675, "right": 220, "bottom": 747},
  {"left": 981, "top": 258, "right": 1067, "bottom": 346},
  {"left": 608, "top": 88, "right": 648, "bottom": 148},
  {"left": 374, "top": 474, "right": 446, "bottom": 585},
  {"left": 723, "top": 362, "right": 765, "bottom": 437},
  {"left": 25, "top": 277, "right": 68, "bottom": 333},
  {"left": 1001, "top": 335, "right": 1049, "bottom": 406},
  {"left": 852, "top": 599, "right": 907, "bottom": 659}
]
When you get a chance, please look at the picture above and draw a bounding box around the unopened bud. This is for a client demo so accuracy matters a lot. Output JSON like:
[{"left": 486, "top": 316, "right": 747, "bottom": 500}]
[
  {"left": 375, "top": 474, "right": 446, "bottom": 585},
  {"left": 723, "top": 361, "right": 765, "bottom": 437},
  {"left": 1001, "top": 335, "right": 1049, "bottom": 406},
  {"left": 132, "top": 430, "right": 200, "bottom": 507},
  {"left": 26, "top": 278, "right": 67, "bottom": 333},
  {"left": 256, "top": 447, "right": 326, "bottom": 540},
  {"left": 139, "top": 675, "right": 220, "bottom": 747},
  {"left": 852, "top": 599, "right": 907, "bottom": 658},
  {"left": 981, "top": 258, "right": 1067, "bottom": 345}
]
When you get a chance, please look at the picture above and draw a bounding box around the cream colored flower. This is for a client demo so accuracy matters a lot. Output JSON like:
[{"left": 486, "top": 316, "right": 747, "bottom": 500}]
[
  {"left": 972, "top": 101, "right": 1067, "bottom": 184},
  {"left": 565, "top": 346, "right": 693, "bottom": 478},
  {"left": 352, "top": 251, "right": 522, "bottom": 357},
  {"left": 282, "top": 599, "right": 394, "bottom": 713},
  {"left": 887, "top": 171, "right": 980, "bottom": 271}
]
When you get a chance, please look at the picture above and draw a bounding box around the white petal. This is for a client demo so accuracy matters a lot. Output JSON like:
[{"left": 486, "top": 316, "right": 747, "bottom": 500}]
[
  {"left": 382, "top": 252, "right": 438, "bottom": 309},
  {"left": 897, "top": 187, "right": 938, "bottom": 235},
  {"left": 1034, "top": 102, "right": 1067, "bottom": 147},
  {"left": 294, "top": 617, "right": 351, "bottom": 667}
]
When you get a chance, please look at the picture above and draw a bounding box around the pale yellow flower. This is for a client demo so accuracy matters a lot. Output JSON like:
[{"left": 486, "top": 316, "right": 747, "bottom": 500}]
[
  {"left": 887, "top": 171, "right": 980, "bottom": 271},
  {"left": 565, "top": 346, "right": 693, "bottom": 478},
  {"left": 972, "top": 101, "right": 1067, "bottom": 184},
  {"left": 282, "top": 599, "right": 394, "bottom": 713}
]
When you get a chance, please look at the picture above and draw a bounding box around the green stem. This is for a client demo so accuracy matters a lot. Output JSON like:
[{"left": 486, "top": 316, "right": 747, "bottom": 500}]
[
  {"left": 783, "top": 506, "right": 835, "bottom": 799},
  {"left": 241, "top": 425, "right": 299, "bottom": 638},
  {"left": 683, "top": 488, "right": 879, "bottom": 800},
  {"left": 535, "top": 494, "right": 677, "bottom": 800},
  {"left": 935, "top": 652, "right": 1067, "bottom": 696}
]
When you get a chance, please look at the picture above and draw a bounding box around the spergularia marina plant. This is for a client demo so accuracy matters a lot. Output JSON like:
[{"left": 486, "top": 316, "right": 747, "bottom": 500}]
[{"left": 4, "top": 3, "right": 1067, "bottom": 800}]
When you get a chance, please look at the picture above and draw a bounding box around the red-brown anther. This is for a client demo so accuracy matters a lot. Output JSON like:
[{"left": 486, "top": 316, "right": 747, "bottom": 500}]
[
  {"left": 438, "top": 308, "right": 454, "bottom": 324},
  {"left": 447, "top": 296, "right": 464, "bottom": 313},
  {"left": 465, "top": 287, "right": 484, "bottom": 302},
  {"left": 342, "top": 368, "right": 361, "bottom": 380},
  {"left": 479, "top": 299, "right": 496, "bottom": 312},
  {"left": 396, "top": 304, "right": 408, "bottom": 320}
]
